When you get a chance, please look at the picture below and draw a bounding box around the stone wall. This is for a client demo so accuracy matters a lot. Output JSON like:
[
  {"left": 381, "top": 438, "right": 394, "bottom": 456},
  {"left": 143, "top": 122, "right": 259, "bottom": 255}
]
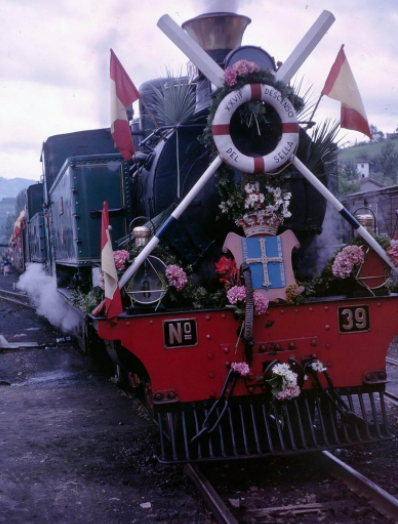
[{"left": 343, "top": 185, "right": 398, "bottom": 240}]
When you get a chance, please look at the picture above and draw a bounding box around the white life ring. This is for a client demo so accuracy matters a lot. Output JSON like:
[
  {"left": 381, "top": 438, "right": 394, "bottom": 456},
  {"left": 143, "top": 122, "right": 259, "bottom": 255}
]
[{"left": 212, "top": 84, "right": 299, "bottom": 174}]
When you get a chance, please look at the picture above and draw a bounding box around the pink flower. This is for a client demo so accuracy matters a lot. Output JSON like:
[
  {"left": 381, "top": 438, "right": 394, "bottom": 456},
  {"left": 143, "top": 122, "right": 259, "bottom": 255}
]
[
  {"left": 224, "top": 67, "right": 237, "bottom": 86},
  {"left": 231, "top": 362, "right": 250, "bottom": 376},
  {"left": 387, "top": 239, "right": 398, "bottom": 267},
  {"left": 165, "top": 264, "right": 188, "bottom": 291},
  {"left": 232, "top": 59, "right": 259, "bottom": 75},
  {"left": 276, "top": 385, "right": 301, "bottom": 401},
  {"left": 113, "top": 250, "right": 130, "bottom": 271},
  {"left": 253, "top": 292, "right": 269, "bottom": 315},
  {"left": 227, "top": 285, "right": 246, "bottom": 304},
  {"left": 226, "top": 286, "right": 269, "bottom": 315},
  {"left": 332, "top": 245, "right": 365, "bottom": 279}
]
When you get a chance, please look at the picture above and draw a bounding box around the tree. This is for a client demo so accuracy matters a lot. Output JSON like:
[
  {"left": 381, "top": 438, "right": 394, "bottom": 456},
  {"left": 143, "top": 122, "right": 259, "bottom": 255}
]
[
  {"left": 369, "top": 124, "right": 384, "bottom": 142},
  {"left": 337, "top": 162, "right": 361, "bottom": 196},
  {"left": 338, "top": 176, "right": 361, "bottom": 196},
  {"left": 15, "top": 189, "right": 26, "bottom": 215},
  {"left": 2, "top": 212, "right": 15, "bottom": 242},
  {"left": 378, "top": 140, "right": 398, "bottom": 183},
  {"left": 340, "top": 161, "right": 360, "bottom": 180}
]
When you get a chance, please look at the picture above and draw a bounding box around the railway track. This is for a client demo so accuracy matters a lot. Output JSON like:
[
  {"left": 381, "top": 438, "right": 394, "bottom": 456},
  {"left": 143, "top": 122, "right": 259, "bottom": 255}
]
[
  {"left": 187, "top": 452, "right": 398, "bottom": 524},
  {"left": 0, "top": 289, "right": 35, "bottom": 309}
]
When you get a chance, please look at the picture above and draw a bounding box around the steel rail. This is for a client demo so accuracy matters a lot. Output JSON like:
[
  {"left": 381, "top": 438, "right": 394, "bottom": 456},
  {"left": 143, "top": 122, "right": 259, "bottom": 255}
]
[
  {"left": 385, "top": 390, "right": 398, "bottom": 405},
  {"left": 0, "top": 289, "right": 35, "bottom": 310},
  {"left": 318, "top": 450, "right": 398, "bottom": 522},
  {"left": 386, "top": 356, "right": 398, "bottom": 367},
  {"left": 184, "top": 464, "right": 240, "bottom": 524}
]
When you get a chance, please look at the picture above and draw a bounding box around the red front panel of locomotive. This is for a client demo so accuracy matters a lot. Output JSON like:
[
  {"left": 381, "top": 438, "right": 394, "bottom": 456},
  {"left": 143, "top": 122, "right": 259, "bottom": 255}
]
[{"left": 98, "top": 295, "right": 398, "bottom": 403}]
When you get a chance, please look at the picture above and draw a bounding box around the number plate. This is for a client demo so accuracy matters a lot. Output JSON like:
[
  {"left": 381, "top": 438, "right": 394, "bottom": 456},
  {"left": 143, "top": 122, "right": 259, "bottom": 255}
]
[
  {"left": 338, "top": 305, "right": 370, "bottom": 333},
  {"left": 163, "top": 318, "right": 198, "bottom": 348}
]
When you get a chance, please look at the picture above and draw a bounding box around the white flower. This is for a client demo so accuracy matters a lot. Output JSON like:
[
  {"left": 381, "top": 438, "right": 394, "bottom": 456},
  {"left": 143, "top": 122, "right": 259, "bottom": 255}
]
[
  {"left": 273, "top": 187, "right": 282, "bottom": 199},
  {"left": 272, "top": 363, "right": 290, "bottom": 376},
  {"left": 311, "top": 360, "right": 327, "bottom": 372},
  {"left": 244, "top": 183, "right": 258, "bottom": 194},
  {"left": 285, "top": 371, "right": 298, "bottom": 386}
]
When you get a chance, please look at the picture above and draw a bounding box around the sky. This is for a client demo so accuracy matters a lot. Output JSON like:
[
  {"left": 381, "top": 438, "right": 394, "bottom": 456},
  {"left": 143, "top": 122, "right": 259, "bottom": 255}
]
[{"left": 1, "top": 0, "right": 397, "bottom": 181}]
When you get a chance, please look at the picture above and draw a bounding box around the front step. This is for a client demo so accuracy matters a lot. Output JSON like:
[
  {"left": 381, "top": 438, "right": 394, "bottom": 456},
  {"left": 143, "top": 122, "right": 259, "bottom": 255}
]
[{"left": 155, "top": 387, "right": 391, "bottom": 463}]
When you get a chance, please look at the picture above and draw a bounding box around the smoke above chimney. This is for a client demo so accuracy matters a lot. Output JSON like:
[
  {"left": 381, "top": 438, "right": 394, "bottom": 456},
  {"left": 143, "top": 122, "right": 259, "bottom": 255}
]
[{"left": 204, "top": 0, "right": 240, "bottom": 12}]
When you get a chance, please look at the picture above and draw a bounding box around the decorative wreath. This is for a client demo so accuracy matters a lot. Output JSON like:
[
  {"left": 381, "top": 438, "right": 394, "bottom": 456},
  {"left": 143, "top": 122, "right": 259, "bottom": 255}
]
[
  {"left": 199, "top": 65, "right": 304, "bottom": 223},
  {"left": 212, "top": 83, "right": 300, "bottom": 174},
  {"left": 200, "top": 67, "right": 304, "bottom": 156}
]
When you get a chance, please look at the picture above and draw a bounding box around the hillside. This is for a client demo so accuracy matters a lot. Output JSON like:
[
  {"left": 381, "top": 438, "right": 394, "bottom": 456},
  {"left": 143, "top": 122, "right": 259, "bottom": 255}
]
[
  {"left": 0, "top": 177, "right": 35, "bottom": 199},
  {"left": 338, "top": 139, "right": 398, "bottom": 165}
]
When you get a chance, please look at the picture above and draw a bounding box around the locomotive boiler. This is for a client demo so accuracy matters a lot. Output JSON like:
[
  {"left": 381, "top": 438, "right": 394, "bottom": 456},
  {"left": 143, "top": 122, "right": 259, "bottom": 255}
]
[{"left": 22, "top": 11, "right": 398, "bottom": 463}]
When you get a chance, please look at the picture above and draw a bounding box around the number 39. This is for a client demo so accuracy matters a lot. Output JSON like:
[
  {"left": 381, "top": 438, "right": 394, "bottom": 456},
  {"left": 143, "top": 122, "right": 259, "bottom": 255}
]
[{"left": 340, "top": 307, "right": 367, "bottom": 331}]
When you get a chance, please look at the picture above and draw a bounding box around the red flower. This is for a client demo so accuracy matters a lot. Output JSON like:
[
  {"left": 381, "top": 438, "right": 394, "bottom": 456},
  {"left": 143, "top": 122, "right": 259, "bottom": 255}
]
[{"left": 215, "top": 256, "right": 240, "bottom": 287}]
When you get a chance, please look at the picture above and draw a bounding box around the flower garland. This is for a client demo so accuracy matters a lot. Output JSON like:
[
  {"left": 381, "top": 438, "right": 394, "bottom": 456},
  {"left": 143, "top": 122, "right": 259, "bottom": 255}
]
[
  {"left": 165, "top": 264, "right": 188, "bottom": 291},
  {"left": 331, "top": 245, "right": 365, "bottom": 279},
  {"left": 303, "top": 233, "right": 393, "bottom": 299},
  {"left": 387, "top": 239, "right": 398, "bottom": 267},
  {"left": 226, "top": 285, "right": 269, "bottom": 316},
  {"left": 266, "top": 359, "right": 327, "bottom": 403},
  {"left": 267, "top": 363, "right": 301, "bottom": 401},
  {"left": 113, "top": 250, "right": 130, "bottom": 271}
]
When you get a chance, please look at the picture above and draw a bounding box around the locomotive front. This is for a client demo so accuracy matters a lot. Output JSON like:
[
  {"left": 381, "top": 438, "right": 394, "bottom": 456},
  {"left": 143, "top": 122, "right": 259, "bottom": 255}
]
[
  {"left": 93, "top": 11, "right": 398, "bottom": 463},
  {"left": 20, "top": 10, "right": 396, "bottom": 463}
]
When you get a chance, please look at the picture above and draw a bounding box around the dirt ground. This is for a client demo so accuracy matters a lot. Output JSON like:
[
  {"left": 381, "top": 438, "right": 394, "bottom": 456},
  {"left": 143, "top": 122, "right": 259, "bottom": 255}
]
[{"left": 0, "top": 272, "right": 210, "bottom": 524}]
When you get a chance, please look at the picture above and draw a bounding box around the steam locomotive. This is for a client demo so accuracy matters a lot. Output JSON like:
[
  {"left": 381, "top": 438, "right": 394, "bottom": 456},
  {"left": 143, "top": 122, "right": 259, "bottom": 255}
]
[{"left": 20, "top": 12, "right": 397, "bottom": 463}]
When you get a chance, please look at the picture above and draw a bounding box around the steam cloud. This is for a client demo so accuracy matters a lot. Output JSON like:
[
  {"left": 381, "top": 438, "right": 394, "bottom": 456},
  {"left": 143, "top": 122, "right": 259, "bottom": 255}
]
[
  {"left": 314, "top": 203, "right": 347, "bottom": 273},
  {"left": 203, "top": 0, "right": 240, "bottom": 13},
  {"left": 17, "top": 264, "right": 80, "bottom": 332}
]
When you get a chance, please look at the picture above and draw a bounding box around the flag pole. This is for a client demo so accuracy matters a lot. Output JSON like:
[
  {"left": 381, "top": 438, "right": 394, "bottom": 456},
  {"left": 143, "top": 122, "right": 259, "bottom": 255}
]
[
  {"left": 305, "top": 93, "right": 323, "bottom": 130},
  {"left": 291, "top": 155, "right": 398, "bottom": 272},
  {"left": 119, "top": 155, "right": 223, "bottom": 288}
]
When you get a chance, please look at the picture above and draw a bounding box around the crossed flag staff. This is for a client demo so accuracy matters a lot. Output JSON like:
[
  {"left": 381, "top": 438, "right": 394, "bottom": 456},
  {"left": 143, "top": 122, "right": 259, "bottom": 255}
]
[{"left": 119, "top": 10, "right": 397, "bottom": 291}]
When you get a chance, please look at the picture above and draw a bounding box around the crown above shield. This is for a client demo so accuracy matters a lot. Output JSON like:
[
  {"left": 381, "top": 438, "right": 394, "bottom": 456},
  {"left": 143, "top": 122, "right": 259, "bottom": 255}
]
[{"left": 236, "top": 210, "right": 280, "bottom": 237}]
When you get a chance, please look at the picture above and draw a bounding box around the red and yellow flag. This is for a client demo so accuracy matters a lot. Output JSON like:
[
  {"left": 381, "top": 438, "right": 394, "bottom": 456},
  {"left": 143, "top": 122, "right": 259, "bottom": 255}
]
[
  {"left": 101, "top": 201, "right": 123, "bottom": 321},
  {"left": 110, "top": 49, "right": 140, "bottom": 161},
  {"left": 322, "top": 45, "right": 371, "bottom": 138}
]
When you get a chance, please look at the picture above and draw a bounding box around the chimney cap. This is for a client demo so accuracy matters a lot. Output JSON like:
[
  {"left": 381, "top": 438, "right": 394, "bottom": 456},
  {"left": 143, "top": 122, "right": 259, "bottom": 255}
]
[{"left": 182, "top": 12, "right": 251, "bottom": 52}]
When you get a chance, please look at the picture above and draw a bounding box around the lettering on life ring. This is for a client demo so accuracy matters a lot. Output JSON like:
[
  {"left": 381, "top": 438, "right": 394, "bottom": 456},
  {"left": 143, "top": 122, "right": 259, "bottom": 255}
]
[{"left": 212, "top": 84, "right": 299, "bottom": 174}]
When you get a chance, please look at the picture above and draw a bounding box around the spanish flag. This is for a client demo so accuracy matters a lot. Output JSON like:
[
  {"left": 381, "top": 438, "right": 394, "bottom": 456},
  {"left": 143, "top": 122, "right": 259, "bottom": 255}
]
[
  {"left": 322, "top": 45, "right": 371, "bottom": 139},
  {"left": 110, "top": 49, "right": 140, "bottom": 161},
  {"left": 98, "top": 201, "right": 123, "bottom": 321}
]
